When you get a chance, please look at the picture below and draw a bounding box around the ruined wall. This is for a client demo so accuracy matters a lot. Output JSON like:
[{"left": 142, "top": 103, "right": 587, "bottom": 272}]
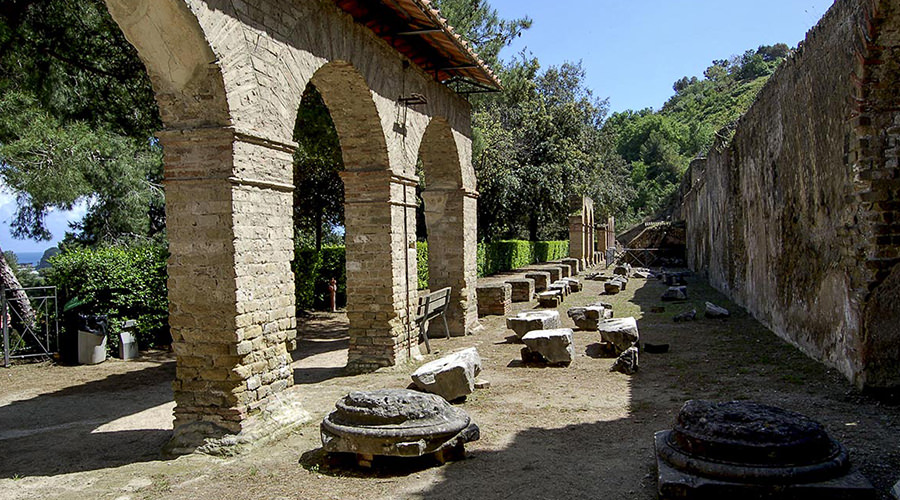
[{"left": 683, "top": 0, "right": 900, "bottom": 390}]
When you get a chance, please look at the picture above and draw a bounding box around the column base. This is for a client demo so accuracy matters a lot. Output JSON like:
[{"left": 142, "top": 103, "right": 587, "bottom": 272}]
[{"left": 163, "top": 391, "right": 310, "bottom": 456}]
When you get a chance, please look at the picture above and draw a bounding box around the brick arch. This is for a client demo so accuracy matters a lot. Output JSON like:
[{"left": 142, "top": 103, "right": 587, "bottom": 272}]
[
  {"left": 309, "top": 61, "right": 391, "bottom": 171},
  {"left": 104, "top": 0, "right": 230, "bottom": 129},
  {"left": 419, "top": 117, "right": 480, "bottom": 337}
]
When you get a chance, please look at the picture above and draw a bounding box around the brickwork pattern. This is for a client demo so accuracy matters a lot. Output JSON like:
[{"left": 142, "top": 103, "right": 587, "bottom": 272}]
[
  {"left": 680, "top": 0, "right": 900, "bottom": 389},
  {"left": 506, "top": 278, "right": 536, "bottom": 303},
  {"left": 477, "top": 284, "right": 512, "bottom": 316},
  {"left": 525, "top": 271, "right": 552, "bottom": 292}
]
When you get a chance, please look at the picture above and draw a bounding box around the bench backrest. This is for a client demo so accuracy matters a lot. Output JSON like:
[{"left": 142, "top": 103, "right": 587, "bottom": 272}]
[{"left": 416, "top": 287, "right": 451, "bottom": 323}]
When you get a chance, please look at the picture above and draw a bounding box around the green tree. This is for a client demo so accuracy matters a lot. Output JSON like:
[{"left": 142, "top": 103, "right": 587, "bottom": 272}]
[
  {"left": 432, "top": 0, "right": 531, "bottom": 67},
  {"left": 293, "top": 84, "right": 344, "bottom": 251},
  {"left": 0, "top": 0, "right": 163, "bottom": 246}
]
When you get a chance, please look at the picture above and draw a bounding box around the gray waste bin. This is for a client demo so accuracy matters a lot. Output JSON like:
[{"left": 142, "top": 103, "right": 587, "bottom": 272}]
[
  {"left": 77, "top": 315, "right": 108, "bottom": 365},
  {"left": 119, "top": 320, "right": 139, "bottom": 360}
]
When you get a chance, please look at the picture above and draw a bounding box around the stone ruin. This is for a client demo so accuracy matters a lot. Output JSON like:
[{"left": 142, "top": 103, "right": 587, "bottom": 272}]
[
  {"left": 321, "top": 389, "right": 480, "bottom": 468},
  {"left": 655, "top": 400, "right": 875, "bottom": 499},
  {"left": 521, "top": 328, "right": 575, "bottom": 366},
  {"left": 411, "top": 348, "right": 482, "bottom": 402},
  {"left": 569, "top": 196, "right": 597, "bottom": 268}
]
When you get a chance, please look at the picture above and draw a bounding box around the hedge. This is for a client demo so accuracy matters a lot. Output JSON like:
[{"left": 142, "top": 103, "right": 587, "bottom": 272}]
[
  {"left": 293, "top": 239, "right": 566, "bottom": 311},
  {"left": 293, "top": 245, "right": 346, "bottom": 311},
  {"left": 45, "top": 243, "right": 170, "bottom": 353}
]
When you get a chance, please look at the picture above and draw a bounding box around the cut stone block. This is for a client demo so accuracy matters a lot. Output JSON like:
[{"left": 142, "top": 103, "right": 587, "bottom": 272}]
[
  {"left": 604, "top": 280, "right": 622, "bottom": 294},
  {"left": 548, "top": 281, "right": 570, "bottom": 297},
  {"left": 524, "top": 271, "right": 552, "bottom": 292},
  {"left": 506, "top": 278, "right": 536, "bottom": 302},
  {"left": 521, "top": 328, "right": 575, "bottom": 365},
  {"left": 597, "top": 317, "right": 639, "bottom": 354},
  {"left": 537, "top": 291, "right": 563, "bottom": 308},
  {"left": 567, "top": 302, "right": 614, "bottom": 330},
  {"left": 664, "top": 272, "right": 688, "bottom": 286},
  {"left": 655, "top": 400, "right": 876, "bottom": 500},
  {"left": 634, "top": 270, "right": 654, "bottom": 279},
  {"left": 411, "top": 348, "right": 482, "bottom": 401},
  {"left": 560, "top": 258, "right": 581, "bottom": 276},
  {"left": 536, "top": 267, "right": 562, "bottom": 282},
  {"left": 613, "top": 263, "right": 632, "bottom": 277},
  {"left": 705, "top": 301, "right": 730, "bottom": 318},
  {"left": 661, "top": 286, "right": 688, "bottom": 301},
  {"left": 506, "top": 310, "right": 562, "bottom": 339},
  {"left": 561, "top": 277, "right": 582, "bottom": 292},
  {"left": 477, "top": 283, "right": 512, "bottom": 316},
  {"left": 616, "top": 277, "right": 628, "bottom": 290},
  {"left": 556, "top": 264, "right": 571, "bottom": 278},
  {"left": 673, "top": 309, "right": 697, "bottom": 322},
  {"left": 610, "top": 345, "right": 639, "bottom": 374}
]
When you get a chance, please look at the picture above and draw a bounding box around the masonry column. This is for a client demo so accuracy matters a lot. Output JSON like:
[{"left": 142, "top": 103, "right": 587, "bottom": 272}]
[
  {"left": 423, "top": 187, "right": 480, "bottom": 337},
  {"left": 342, "top": 170, "right": 419, "bottom": 372},
  {"left": 160, "top": 127, "right": 296, "bottom": 453},
  {"left": 569, "top": 214, "right": 585, "bottom": 266}
]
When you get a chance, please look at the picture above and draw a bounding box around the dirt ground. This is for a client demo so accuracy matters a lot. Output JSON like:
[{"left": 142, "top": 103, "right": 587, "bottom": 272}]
[{"left": 1, "top": 270, "right": 898, "bottom": 500}]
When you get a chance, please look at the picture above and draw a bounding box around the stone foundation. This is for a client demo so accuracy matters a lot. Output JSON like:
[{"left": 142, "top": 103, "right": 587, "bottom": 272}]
[
  {"left": 477, "top": 283, "right": 512, "bottom": 316},
  {"left": 506, "top": 278, "right": 535, "bottom": 302}
]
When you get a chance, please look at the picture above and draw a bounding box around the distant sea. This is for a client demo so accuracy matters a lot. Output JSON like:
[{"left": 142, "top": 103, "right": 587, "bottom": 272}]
[{"left": 14, "top": 251, "right": 44, "bottom": 266}]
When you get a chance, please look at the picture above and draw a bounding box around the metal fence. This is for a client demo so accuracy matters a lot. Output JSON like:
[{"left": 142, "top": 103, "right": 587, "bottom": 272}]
[{"left": 1, "top": 285, "right": 59, "bottom": 367}]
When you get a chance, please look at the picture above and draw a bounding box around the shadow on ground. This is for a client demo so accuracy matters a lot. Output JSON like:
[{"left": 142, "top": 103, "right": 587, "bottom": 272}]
[{"left": 0, "top": 360, "right": 175, "bottom": 478}]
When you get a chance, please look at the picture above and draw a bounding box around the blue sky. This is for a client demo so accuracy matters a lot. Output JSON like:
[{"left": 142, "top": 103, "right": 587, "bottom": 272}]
[
  {"left": 490, "top": 0, "right": 834, "bottom": 112},
  {"left": 1, "top": 0, "right": 834, "bottom": 255}
]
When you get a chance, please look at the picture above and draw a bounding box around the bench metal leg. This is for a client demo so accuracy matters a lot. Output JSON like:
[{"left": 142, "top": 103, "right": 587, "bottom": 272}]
[
  {"left": 420, "top": 320, "right": 431, "bottom": 354},
  {"left": 441, "top": 312, "right": 450, "bottom": 339}
]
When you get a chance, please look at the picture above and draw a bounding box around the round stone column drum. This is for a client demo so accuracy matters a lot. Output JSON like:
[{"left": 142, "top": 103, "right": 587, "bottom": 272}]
[
  {"left": 321, "top": 389, "right": 479, "bottom": 467},
  {"left": 655, "top": 400, "right": 875, "bottom": 499}
]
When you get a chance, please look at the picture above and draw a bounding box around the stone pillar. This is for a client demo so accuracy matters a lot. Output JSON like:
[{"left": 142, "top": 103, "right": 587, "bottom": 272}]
[
  {"left": 569, "top": 214, "right": 585, "bottom": 265},
  {"left": 159, "top": 127, "right": 296, "bottom": 453},
  {"left": 422, "top": 188, "right": 480, "bottom": 337},
  {"left": 342, "top": 170, "right": 418, "bottom": 372}
]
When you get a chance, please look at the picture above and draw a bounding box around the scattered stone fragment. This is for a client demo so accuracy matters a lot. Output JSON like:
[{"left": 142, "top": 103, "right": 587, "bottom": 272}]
[
  {"left": 610, "top": 346, "right": 639, "bottom": 374},
  {"left": 616, "top": 277, "right": 628, "bottom": 290},
  {"left": 597, "top": 317, "right": 640, "bottom": 354},
  {"left": 561, "top": 277, "right": 582, "bottom": 292},
  {"left": 673, "top": 309, "right": 697, "bottom": 322},
  {"left": 613, "top": 263, "right": 632, "bottom": 277},
  {"left": 661, "top": 286, "right": 688, "bottom": 301},
  {"left": 604, "top": 280, "right": 622, "bottom": 295},
  {"left": 633, "top": 270, "right": 655, "bottom": 279},
  {"left": 411, "top": 348, "right": 482, "bottom": 401},
  {"left": 521, "top": 328, "right": 575, "bottom": 365},
  {"left": 891, "top": 479, "right": 900, "bottom": 500},
  {"left": 548, "top": 281, "right": 570, "bottom": 297},
  {"left": 537, "top": 290, "right": 563, "bottom": 307},
  {"left": 665, "top": 272, "right": 688, "bottom": 286},
  {"left": 643, "top": 343, "right": 670, "bottom": 354},
  {"left": 567, "top": 302, "right": 614, "bottom": 330},
  {"left": 705, "top": 301, "right": 730, "bottom": 318},
  {"left": 474, "top": 379, "right": 491, "bottom": 390},
  {"left": 506, "top": 310, "right": 562, "bottom": 339}
]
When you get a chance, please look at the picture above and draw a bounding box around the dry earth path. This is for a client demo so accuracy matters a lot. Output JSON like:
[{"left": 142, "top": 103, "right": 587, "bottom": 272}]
[{"left": 0, "top": 270, "right": 897, "bottom": 499}]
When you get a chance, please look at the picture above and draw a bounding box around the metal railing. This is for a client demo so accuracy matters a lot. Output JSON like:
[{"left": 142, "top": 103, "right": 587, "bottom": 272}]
[{"left": 1, "top": 285, "right": 59, "bottom": 367}]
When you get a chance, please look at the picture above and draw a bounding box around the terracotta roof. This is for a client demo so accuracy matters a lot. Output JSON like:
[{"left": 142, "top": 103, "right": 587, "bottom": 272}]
[{"left": 333, "top": 0, "right": 501, "bottom": 92}]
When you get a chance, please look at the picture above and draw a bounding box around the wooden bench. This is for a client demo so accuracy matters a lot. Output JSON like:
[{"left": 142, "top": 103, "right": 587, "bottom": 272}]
[{"left": 416, "top": 287, "right": 451, "bottom": 353}]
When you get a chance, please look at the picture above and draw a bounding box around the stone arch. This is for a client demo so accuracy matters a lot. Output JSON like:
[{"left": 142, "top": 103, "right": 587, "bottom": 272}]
[
  {"left": 418, "top": 117, "right": 479, "bottom": 337},
  {"left": 308, "top": 61, "right": 391, "bottom": 171}
]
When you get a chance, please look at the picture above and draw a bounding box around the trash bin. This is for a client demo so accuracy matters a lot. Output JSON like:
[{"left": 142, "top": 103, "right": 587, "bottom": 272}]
[
  {"left": 118, "top": 319, "right": 139, "bottom": 360},
  {"left": 77, "top": 314, "right": 108, "bottom": 365}
]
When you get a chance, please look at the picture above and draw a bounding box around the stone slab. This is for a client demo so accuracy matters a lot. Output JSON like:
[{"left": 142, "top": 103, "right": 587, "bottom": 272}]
[
  {"left": 411, "top": 348, "right": 482, "bottom": 401},
  {"left": 662, "top": 286, "right": 688, "bottom": 301},
  {"left": 521, "top": 328, "right": 575, "bottom": 365},
  {"left": 537, "top": 290, "right": 563, "bottom": 308},
  {"left": 610, "top": 345, "right": 639, "bottom": 374},
  {"left": 597, "top": 317, "right": 639, "bottom": 354},
  {"left": 506, "top": 310, "right": 562, "bottom": 339},
  {"left": 567, "top": 302, "right": 614, "bottom": 330}
]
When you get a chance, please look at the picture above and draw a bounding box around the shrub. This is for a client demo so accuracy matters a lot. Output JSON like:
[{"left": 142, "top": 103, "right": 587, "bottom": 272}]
[
  {"left": 416, "top": 241, "right": 428, "bottom": 290},
  {"left": 476, "top": 240, "right": 568, "bottom": 277},
  {"left": 534, "top": 240, "right": 568, "bottom": 262},
  {"left": 293, "top": 244, "right": 346, "bottom": 311},
  {"left": 45, "top": 243, "right": 169, "bottom": 353}
]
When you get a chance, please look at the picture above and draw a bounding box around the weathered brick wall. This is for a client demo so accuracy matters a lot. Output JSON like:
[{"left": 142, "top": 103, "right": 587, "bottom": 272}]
[
  {"left": 682, "top": 0, "right": 900, "bottom": 390},
  {"left": 106, "top": 0, "right": 483, "bottom": 448}
]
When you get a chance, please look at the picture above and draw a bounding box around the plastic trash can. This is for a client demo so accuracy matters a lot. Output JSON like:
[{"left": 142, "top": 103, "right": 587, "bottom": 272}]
[
  {"left": 119, "top": 320, "right": 139, "bottom": 360},
  {"left": 77, "top": 315, "right": 108, "bottom": 365}
]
